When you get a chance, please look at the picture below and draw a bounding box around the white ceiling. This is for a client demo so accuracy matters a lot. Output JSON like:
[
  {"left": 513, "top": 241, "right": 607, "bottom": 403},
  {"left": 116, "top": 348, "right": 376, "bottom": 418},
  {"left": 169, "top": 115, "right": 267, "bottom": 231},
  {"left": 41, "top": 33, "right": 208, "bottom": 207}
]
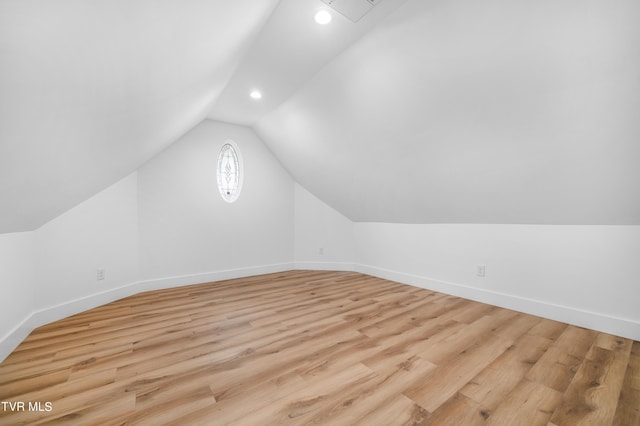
[
  {"left": 256, "top": 0, "right": 640, "bottom": 224},
  {"left": 208, "top": 0, "right": 408, "bottom": 126},
  {"left": 0, "top": 0, "right": 279, "bottom": 233},
  {"left": 1, "top": 0, "right": 639, "bottom": 233}
]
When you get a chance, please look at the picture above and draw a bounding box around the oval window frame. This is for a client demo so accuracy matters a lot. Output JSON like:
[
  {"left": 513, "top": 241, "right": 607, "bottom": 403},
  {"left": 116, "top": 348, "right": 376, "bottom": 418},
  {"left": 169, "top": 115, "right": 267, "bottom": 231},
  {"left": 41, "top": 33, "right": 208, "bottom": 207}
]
[{"left": 216, "top": 141, "right": 243, "bottom": 203}]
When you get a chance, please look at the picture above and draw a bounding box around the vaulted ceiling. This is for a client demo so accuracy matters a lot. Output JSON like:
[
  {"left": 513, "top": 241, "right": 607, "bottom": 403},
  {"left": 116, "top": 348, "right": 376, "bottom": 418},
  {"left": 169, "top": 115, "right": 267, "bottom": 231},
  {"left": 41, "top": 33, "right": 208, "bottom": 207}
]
[
  {"left": 1, "top": 0, "right": 639, "bottom": 233},
  {"left": 255, "top": 0, "right": 640, "bottom": 224}
]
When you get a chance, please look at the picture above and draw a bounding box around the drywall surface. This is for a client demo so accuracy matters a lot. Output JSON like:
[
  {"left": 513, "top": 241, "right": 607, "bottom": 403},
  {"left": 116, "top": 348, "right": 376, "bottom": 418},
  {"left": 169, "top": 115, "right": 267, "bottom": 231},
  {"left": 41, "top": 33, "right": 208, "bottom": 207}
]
[
  {"left": 138, "top": 120, "right": 294, "bottom": 280},
  {"left": 0, "top": 232, "right": 34, "bottom": 357},
  {"left": 257, "top": 0, "right": 640, "bottom": 225},
  {"left": 354, "top": 223, "right": 640, "bottom": 339},
  {"left": 0, "top": 0, "right": 280, "bottom": 234},
  {"left": 291, "top": 183, "right": 640, "bottom": 339},
  {"left": 33, "top": 173, "right": 139, "bottom": 312},
  {"left": 294, "top": 183, "right": 355, "bottom": 268}
]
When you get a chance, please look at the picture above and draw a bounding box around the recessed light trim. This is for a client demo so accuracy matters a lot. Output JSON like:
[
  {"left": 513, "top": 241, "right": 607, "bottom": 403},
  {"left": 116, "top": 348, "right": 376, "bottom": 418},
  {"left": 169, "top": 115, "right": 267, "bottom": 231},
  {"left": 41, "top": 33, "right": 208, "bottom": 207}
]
[
  {"left": 250, "top": 90, "right": 262, "bottom": 100},
  {"left": 315, "top": 10, "right": 332, "bottom": 25}
]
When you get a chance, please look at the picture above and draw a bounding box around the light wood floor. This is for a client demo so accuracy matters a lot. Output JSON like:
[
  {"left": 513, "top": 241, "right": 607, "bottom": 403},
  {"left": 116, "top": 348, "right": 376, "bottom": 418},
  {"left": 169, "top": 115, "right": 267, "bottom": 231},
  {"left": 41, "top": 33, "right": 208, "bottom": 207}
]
[{"left": 1, "top": 271, "right": 638, "bottom": 425}]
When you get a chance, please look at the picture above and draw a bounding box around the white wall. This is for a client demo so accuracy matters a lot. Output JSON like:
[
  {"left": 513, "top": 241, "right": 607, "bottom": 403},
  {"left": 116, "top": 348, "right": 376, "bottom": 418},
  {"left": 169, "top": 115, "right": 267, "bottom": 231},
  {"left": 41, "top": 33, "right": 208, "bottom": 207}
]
[
  {"left": 354, "top": 223, "right": 640, "bottom": 340},
  {"left": 291, "top": 188, "right": 640, "bottom": 340},
  {"left": 33, "top": 173, "right": 139, "bottom": 320},
  {"left": 138, "top": 120, "right": 294, "bottom": 280},
  {"left": 0, "top": 232, "right": 34, "bottom": 359},
  {"left": 2, "top": 126, "right": 638, "bottom": 363},
  {"left": 1, "top": 174, "right": 139, "bottom": 361},
  {"left": 0, "top": 0, "right": 282, "bottom": 234},
  {"left": 294, "top": 183, "right": 355, "bottom": 269},
  {"left": 286, "top": 148, "right": 638, "bottom": 342},
  {"left": 1, "top": 120, "right": 298, "bottom": 362}
]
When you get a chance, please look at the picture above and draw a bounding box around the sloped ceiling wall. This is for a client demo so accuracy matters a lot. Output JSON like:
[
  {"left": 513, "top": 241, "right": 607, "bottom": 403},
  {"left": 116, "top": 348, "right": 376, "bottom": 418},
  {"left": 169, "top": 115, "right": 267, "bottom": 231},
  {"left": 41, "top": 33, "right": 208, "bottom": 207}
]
[
  {"left": 0, "top": 0, "right": 279, "bottom": 233},
  {"left": 1, "top": 0, "right": 639, "bottom": 232},
  {"left": 256, "top": 0, "right": 640, "bottom": 224}
]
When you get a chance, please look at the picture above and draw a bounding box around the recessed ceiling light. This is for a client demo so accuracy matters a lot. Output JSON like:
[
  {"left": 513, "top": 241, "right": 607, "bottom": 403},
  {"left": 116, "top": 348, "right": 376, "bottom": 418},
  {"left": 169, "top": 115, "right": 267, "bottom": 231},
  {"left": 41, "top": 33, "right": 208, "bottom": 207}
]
[
  {"left": 250, "top": 90, "right": 262, "bottom": 100},
  {"left": 315, "top": 10, "right": 332, "bottom": 25}
]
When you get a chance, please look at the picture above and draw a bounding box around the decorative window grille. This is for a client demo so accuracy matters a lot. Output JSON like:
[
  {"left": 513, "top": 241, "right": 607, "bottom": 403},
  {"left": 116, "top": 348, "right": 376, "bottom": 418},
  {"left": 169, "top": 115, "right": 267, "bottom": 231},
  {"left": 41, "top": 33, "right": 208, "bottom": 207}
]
[{"left": 216, "top": 142, "right": 242, "bottom": 203}]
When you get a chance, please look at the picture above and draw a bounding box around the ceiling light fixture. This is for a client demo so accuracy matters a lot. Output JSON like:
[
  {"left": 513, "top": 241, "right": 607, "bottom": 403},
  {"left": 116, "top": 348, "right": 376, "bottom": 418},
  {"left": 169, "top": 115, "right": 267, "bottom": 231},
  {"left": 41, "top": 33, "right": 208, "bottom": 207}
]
[
  {"left": 250, "top": 90, "right": 262, "bottom": 100},
  {"left": 314, "top": 10, "right": 332, "bottom": 25}
]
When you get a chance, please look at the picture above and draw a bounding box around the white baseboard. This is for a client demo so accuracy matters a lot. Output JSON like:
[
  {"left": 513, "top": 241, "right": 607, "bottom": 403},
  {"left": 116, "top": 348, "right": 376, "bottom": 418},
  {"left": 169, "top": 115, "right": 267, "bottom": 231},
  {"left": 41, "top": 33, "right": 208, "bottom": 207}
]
[
  {"left": 0, "top": 317, "right": 34, "bottom": 364},
  {"left": 0, "top": 263, "right": 294, "bottom": 362},
  {"left": 3, "top": 262, "right": 638, "bottom": 362},
  {"left": 354, "top": 263, "right": 640, "bottom": 341},
  {"left": 293, "top": 261, "right": 356, "bottom": 271}
]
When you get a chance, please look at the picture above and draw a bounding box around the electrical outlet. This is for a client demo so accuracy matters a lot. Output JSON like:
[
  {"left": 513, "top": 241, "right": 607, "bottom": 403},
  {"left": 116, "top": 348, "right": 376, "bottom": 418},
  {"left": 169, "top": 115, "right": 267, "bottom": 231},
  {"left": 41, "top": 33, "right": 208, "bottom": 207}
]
[
  {"left": 318, "top": 247, "right": 324, "bottom": 255},
  {"left": 97, "top": 268, "right": 105, "bottom": 281},
  {"left": 476, "top": 265, "right": 485, "bottom": 277}
]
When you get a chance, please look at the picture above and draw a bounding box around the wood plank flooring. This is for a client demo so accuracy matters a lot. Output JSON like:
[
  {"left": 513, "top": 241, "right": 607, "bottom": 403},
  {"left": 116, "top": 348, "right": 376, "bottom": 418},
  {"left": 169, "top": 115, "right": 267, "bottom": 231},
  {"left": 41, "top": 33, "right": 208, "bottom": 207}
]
[{"left": 1, "top": 270, "right": 638, "bottom": 425}]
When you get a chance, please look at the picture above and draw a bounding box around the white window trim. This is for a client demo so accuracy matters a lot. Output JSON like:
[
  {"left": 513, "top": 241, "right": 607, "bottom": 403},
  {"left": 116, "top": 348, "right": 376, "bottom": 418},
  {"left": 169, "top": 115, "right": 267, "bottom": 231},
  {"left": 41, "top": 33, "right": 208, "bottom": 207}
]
[{"left": 216, "top": 140, "right": 243, "bottom": 203}]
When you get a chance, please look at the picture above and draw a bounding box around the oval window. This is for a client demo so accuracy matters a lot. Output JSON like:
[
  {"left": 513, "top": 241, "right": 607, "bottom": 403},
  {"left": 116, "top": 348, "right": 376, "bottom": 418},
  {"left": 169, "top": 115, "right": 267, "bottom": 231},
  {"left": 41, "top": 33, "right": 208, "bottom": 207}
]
[{"left": 216, "top": 142, "right": 242, "bottom": 203}]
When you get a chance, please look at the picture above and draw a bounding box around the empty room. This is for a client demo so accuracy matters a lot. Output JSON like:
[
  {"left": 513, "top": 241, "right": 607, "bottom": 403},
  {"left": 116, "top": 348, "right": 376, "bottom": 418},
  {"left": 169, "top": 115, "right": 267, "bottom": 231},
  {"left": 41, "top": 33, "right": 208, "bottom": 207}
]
[{"left": 1, "top": 0, "right": 639, "bottom": 424}]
